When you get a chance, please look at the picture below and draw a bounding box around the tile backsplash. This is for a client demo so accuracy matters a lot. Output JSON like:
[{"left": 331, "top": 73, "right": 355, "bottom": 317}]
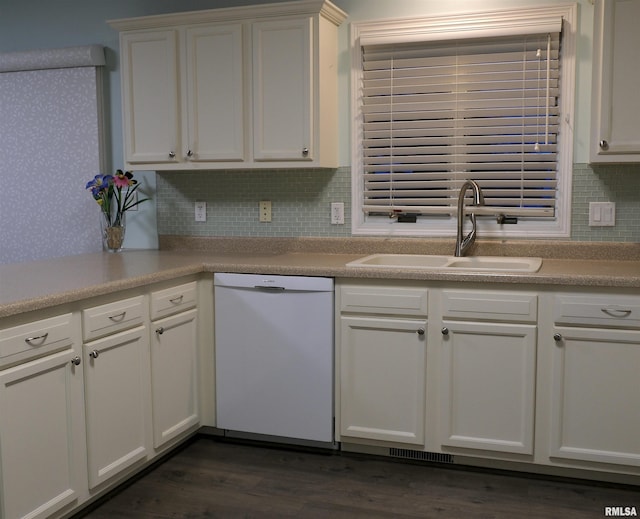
[
  {"left": 157, "top": 163, "right": 640, "bottom": 242},
  {"left": 157, "top": 167, "right": 351, "bottom": 237},
  {"left": 571, "top": 163, "right": 640, "bottom": 241}
]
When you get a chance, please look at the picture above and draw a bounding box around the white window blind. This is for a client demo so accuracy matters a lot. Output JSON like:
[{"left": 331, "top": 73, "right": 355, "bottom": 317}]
[{"left": 361, "top": 32, "right": 561, "bottom": 219}]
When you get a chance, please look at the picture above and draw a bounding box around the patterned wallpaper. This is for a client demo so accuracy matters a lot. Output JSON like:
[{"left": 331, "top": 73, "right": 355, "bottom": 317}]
[{"left": 0, "top": 51, "right": 104, "bottom": 264}]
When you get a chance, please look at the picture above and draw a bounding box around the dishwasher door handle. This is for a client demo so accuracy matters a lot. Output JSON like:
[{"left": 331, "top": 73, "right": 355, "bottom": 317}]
[{"left": 254, "top": 285, "right": 286, "bottom": 292}]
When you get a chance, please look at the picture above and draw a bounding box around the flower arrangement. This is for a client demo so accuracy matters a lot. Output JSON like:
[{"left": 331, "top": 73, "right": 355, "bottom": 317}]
[
  {"left": 86, "top": 170, "right": 149, "bottom": 251},
  {"left": 86, "top": 170, "right": 149, "bottom": 227}
]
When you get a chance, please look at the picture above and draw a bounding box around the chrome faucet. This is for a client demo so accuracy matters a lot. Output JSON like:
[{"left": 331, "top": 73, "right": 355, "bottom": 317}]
[{"left": 454, "top": 180, "right": 485, "bottom": 257}]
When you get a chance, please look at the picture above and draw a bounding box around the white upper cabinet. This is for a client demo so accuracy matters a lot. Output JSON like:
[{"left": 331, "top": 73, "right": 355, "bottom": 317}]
[
  {"left": 120, "top": 30, "right": 180, "bottom": 165},
  {"left": 185, "top": 24, "right": 245, "bottom": 163},
  {"left": 252, "top": 18, "right": 312, "bottom": 162},
  {"left": 590, "top": 0, "right": 640, "bottom": 163},
  {"left": 109, "top": 0, "right": 346, "bottom": 171}
]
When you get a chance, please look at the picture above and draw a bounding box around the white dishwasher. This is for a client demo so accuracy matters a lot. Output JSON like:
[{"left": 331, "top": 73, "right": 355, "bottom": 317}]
[{"left": 214, "top": 273, "right": 334, "bottom": 444}]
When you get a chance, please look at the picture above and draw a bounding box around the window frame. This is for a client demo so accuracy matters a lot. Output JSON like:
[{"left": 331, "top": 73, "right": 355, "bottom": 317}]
[{"left": 350, "top": 4, "right": 578, "bottom": 238}]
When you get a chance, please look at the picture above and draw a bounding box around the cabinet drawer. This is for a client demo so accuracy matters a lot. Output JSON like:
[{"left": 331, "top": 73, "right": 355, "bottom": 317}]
[
  {"left": 150, "top": 281, "right": 197, "bottom": 321},
  {"left": 340, "top": 284, "right": 428, "bottom": 316},
  {"left": 553, "top": 294, "right": 640, "bottom": 328},
  {"left": 83, "top": 295, "right": 145, "bottom": 342},
  {"left": 442, "top": 290, "right": 538, "bottom": 322},
  {"left": 0, "top": 313, "right": 74, "bottom": 369}
]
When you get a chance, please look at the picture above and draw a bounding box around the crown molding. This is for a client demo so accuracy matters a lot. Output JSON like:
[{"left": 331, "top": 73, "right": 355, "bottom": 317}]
[{"left": 108, "top": 0, "right": 347, "bottom": 32}]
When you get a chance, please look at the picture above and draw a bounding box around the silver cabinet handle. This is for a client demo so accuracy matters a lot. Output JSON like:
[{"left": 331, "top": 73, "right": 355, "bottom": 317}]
[
  {"left": 441, "top": 327, "right": 449, "bottom": 336},
  {"left": 553, "top": 333, "right": 563, "bottom": 342},
  {"left": 169, "top": 151, "right": 176, "bottom": 158},
  {"left": 417, "top": 328, "right": 425, "bottom": 336},
  {"left": 187, "top": 150, "right": 193, "bottom": 158},
  {"left": 108, "top": 312, "right": 126, "bottom": 322},
  {"left": 156, "top": 327, "right": 164, "bottom": 335},
  {"left": 71, "top": 356, "right": 81, "bottom": 366},
  {"left": 302, "top": 147, "right": 309, "bottom": 157},
  {"left": 25, "top": 332, "right": 49, "bottom": 345},
  {"left": 601, "top": 307, "right": 632, "bottom": 318},
  {"left": 599, "top": 140, "right": 609, "bottom": 150},
  {"left": 169, "top": 295, "right": 184, "bottom": 304},
  {"left": 89, "top": 350, "right": 100, "bottom": 359}
]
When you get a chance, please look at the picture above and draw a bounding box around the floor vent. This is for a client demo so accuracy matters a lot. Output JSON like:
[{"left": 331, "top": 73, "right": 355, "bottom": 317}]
[{"left": 389, "top": 448, "right": 454, "bottom": 464}]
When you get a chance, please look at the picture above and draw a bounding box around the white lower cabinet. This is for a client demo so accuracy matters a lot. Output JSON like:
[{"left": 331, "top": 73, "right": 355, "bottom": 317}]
[
  {"left": 150, "top": 281, "right": 199, "bottom": 450},
  {"left": 550, "top": 326, "right": 640, "bottom": 467},
  {"left": 340, "top": 316, "right": 427, "bottom": 445},
  {"left": 438, "top": 289, "right": 538, "bottom": 456},
  {"left": 336, "top": 281, "right": 640, "bottom": 481},
  {"left": 0, "top": 348, "right": 85, "bottom": 519},
  {"left": 82, "top": 295, "right": 151, "bottom": 490},
  {"left": 150, "top": 309, "right": 199, "bottom": 448},
  {"left": 439, "top": 320, "right": 537, "bottom": 455},
  {"left": 83, "top": 325, "right": 151, "bottom": 489},
  {"left": 0, "top": 312, "right": 86, "bottom": 519},
  {"left": 337, "top": 281, "right": 428, "bottom": 446},
  {"left": 0, "top": 279, "right": 206, "bottom": 517},
  {"left": 549, "top": 292, "right": 640, "bottom": 468}
]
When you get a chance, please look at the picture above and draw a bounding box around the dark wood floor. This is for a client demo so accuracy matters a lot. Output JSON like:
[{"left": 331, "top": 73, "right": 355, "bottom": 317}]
[{"left": 79, "top": 436, "right": 638, "bottom": 518}]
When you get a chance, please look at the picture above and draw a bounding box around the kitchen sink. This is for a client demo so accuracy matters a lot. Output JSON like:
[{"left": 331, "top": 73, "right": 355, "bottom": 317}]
[
  {"left": 346, "top": 254, "right": 452, "bottom": 269},
  {"left": 346, "top": 254, "right": 542, "bottom": 273}
]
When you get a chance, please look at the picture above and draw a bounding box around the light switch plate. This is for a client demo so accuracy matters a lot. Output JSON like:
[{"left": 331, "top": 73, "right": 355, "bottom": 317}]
[{"left": 589, "top": 202, "right": 615, "bottom": 227}]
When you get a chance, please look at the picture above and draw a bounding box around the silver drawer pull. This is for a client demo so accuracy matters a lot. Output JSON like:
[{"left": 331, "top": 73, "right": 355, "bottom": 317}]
[
  {"left": 156, "top": 327, "right": 164, "bottom": 335},
  {"left": 601, "top": 308, "right": 632, "bottom": 318},
  {"left": 25, "top": 333, "right": 49, "bottom": 345},
  {"left": 89, "top": 350, "right": 100, "bottom": 359},
  {"left": 169, "top": 295, "right": 184, "bottom": 304},
  {"left": 108, "top": 312, "right": 126, "bottom": 322}
]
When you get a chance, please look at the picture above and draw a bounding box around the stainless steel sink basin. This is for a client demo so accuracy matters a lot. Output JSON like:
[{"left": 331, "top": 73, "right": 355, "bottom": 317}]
[{"left": 346, "top": 254, "right": 542, "bottom": 273}]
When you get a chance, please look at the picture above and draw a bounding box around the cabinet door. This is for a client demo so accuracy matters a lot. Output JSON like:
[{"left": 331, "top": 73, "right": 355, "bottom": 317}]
[
  {"left": 121, "top": 30, "right": 180, "bottom": 164},
  {"left": 550, "top": 326, "right": 640, "bottom": 467},
  {"left": 83, "top": 326, "right": 151, "bottom": 488},
  {"left": 340, "top": 316, "right": 427, "bottom": 445},
  {"left": 440, "top": 321, "right": 537, "bottom": 455},
  {"left": 0, "top": 349, "right": 85, "bottom": 519},
  {"left": 185, "top": 24, "right": 245, "bottom": 162},
  {"left": 252, "top": 18, "right": 312, "bottom": 162},
  {"left": 591, "top": 0, "right": 640, "bottom": 162},
  {"left": 150, "top": 309, "right": 199, "bottom": 449}
]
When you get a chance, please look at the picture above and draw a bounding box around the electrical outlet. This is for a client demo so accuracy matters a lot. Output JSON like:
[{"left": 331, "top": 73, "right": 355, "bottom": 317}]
[
  {"left": 195, "top": 201, "right": 206, "bottom": 222},
  {"left": 259, "top": 201, "right": 272, "bottom": 222},
  {"left": 331, "top": 202, "right": 344, "bottom": 224}
]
